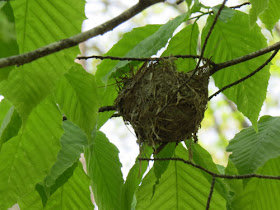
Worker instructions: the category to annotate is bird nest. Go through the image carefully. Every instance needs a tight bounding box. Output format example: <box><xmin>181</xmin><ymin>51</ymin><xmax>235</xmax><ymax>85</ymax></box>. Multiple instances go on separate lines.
<box><xmin>114</xmin><ymin>58</ymin><xmax>210</xmax><ymax>150</ymax></box>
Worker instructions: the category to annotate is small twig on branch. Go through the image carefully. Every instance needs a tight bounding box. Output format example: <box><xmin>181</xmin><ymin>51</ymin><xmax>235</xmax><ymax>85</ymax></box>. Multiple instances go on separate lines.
<box><xmin>139</xmin><ymin>157</ymin><xmax>280</xmax><ymax>180</ymax></box>
<box><xmin>76</xmin><ymin>54</ymin><xmax>215</xmax><ymax>65</ymax></box>
<box><xmin>209</xmin><ymin>49</ymin><xmax>279</xmax><ymax>100</ymax></box>
<box><xmin>206</xmin><ymin>176</ymin><xmax>216</xmax><ymax>210</ymax></box>
<box><xmin>0</xmin><ymin>0</ymin><xmax>164</xmax><ymax>69</ymax></box>
<box><xmin>98</xmin><ymin>105</ymin><xmax>116</xmax><ymax>112</ymax></box>
<box><xmin>210</xmin><ymin>41</ymin><xmax>280</xmax><ymax>75</ymax></box>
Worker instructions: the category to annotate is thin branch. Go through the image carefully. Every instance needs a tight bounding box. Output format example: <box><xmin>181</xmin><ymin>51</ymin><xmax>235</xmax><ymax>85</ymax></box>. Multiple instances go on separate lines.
<box><xmin>0</xmin><ymin>0</ymin><xmax>164</xmax><ymax>69</ymax></box>
<box><xmin>77</xmin><ymin>54</ymin><xmax>215</xmax><ymax>65</ymax></box>
<box><xmin>188</xmin><ymin>2</ymin><xmax>250</xmax><ymax>21</ymax></box>
<box><xmin>210</xmin><ymin>41</ymin><xmax>280</xmax><ymax>75</ymax></box>
<box><xmin>138</xmin><ymin>157</ymin><xmax>280</xmax><ymax>180</ymax></box>
<box><xmin>209</xmin><ymin>49</ymin><xmax>279</xmax><ymax>100</ymax></box>
<box><xmin>206</xmin><ymin>176</ymin><xmax>216</xmax><ymax>210</ymax></box>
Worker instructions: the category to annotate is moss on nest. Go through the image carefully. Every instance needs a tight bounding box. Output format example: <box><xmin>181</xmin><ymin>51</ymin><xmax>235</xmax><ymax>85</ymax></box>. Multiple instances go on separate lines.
<box><xmin>114</xmin><ymin>58</ymin><xmax>209</xmax><ymax>149</ymax></box>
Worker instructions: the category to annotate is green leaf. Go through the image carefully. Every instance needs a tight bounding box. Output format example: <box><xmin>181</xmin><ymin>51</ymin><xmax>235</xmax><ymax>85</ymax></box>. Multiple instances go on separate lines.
<box><xmin>162</xmin><ymin>22</ymin><xmax>199</xmax><ymax>72</ymax></box>
<box><xmin>55</xmin><ymin>65</ymin><xmax>99</xmax><ymax>136</ymax></box>
<box><xmin>249</xmin><ymin>0</ymin><xmax>268</xmax><ymax>26</ymax></box>
<box><xmin>97</xmin><ymin>13</ymin><xmax>188</xmax><ymax>84</ymax></box>
<box><xmin>0</xmin><ymin>0</ymin><xmax>85</xmax><ymax>122</ymax></box>
<box><xmin>154</xmin><ymin>143</ymin><xmax>176</xmax><ymax>181</ymax></box>
<box><xmin>0</xmin><ymin>97</ymin><xmax>63</xmax><ymax>209</ymax></box>
<box><xmin>212</xmin><ymin>5</ymin><xmax>235</xmax><ymax>22</ymax></box>
<box><xmin>202</xmin><ymin>10</ymin><xmax>270</xmax><ymax>129</ymax></box>
<box><xmin>19</xmin><ymin>162</ymin><xmax>93</xmax><ymax>209</ymax></box>
<box><xmin>85</xmin><ymin>131</ymin><xmax>123</xmax><ymax>210</ymax></box>
<box><xmin>259</xmin><ymin>0</ymin><xmax>280</xmax><ymax>31</ymax></box>
<box><xmin>0</xmin><ymin>98</ymin><xmax>12</xmax><ymax>126</ymax></box>
<box><xmin>0</xmin><ymin>2</ymin><xmax>18</xmax><ymax>81</ymax></box>
<box><xmin>0</xmin><ymin>106</ymin><xmax>21</xmax><ymax>150</ymax></box>
<box><xmin>186</xmin><ymin>142</ymin><xmax>230</xmax><ymax>203</ymax></box>
<box><xmin>231</xmin><ymin>157</ymin><xmax>280</xmax><ymax>209</ymax></box>
<box><xmin>227</xmin><ymin>116</ymin><xmax>280</xmax><ymax>175</ymax></box>
<box><xmin>136</xmin><ymin>144</ymin><xmax>226</xmax><ymax>209</ymax></box>
<box><xmin>37</xmin><ymin>121</ymin><xmax>88</xmax><ymax>206</ymax></box>
<box><xmin>121</xmin><ymin>146</ymin><xmax>153</xmax><ymax>210</ymax></box>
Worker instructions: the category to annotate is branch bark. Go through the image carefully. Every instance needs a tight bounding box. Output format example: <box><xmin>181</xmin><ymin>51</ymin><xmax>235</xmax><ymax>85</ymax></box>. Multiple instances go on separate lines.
<box><xmin>210</xmin><ymin>41</ymin><xmax>280</xmax><ymax>75</ymax></box>
<box><xmin>0</xmin><ymin>0</ymin><xmax>164</xmax><ymax>69</ymax></box>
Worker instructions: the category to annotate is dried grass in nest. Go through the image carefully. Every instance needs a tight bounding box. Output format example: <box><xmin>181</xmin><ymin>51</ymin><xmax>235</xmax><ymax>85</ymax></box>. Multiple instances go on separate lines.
<box><xmin>114</xmin><ymin>58</ymin><xmax>210</xmax><ymax>150</ymax></box>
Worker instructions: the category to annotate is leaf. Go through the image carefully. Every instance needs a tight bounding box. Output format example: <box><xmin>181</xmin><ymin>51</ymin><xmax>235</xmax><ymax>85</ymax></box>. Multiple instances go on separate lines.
<box><xmin>162</xmin><ymin>22</ymin><xmax>199</xmax><ymax>72</ymax></box>
<box><xmin>55</xmin><ymin>65</ymin><xmax>99</xmax><ymax>135</ymax></box>
<box><xmin>0</xmin><ymin>106</ymin><xmax>21</xmax><ymax>150</ymax></box>
<box><xmin>0</xmin><ymin>0</ymin><xmax>85</xmax><ymax>122</ymax></box>
<box><xmin>36</xmin><ymin>121</ymin><xmax>89</xmax><ymax>206</ymax></box>
<box><xmin>202</xmin><ymin>10</ymin><xmax>270</xmax><ymax>129</ymax></box>
<box><xmin>85</xmin><ymin>131</ymin><xmax>123</xmax><ymax>210</ymax></box>
<box><xmin>19</xmin><ymin>162</ymin><xmax>93</xmax><ymax>209</ymax></box>
<box><xmin>154</xmin><ymin>143</ymin><xmax>176</xmax><ymax>181</ymax></box>
<box><xmin>259</xmin><ymin>0</ymin><xmax>280</xmax><ymax>31</ymax></box>
<box><xmin>249</xmin><ymin>0</ymin><xmax>268</xmax><ymax>26</ymax></box>
<box><xmin>95</xmin><ymin>24</ymin><xmax>161</xmax><ymax>85</ymax></box>
<box><xmin>186</xmin><ymin>141</ymin><xmax>230</xmax><ymax>203</ymax></box>
<box><xmin>0</xmin><ymin>2</ymin><xmax>18</xmax><ymax>81</ymax></box>
<box><xmin>136</xmin><ymin>144</ymin><xmax>226</xmax><ymax>209</ymax></box>
<box><xmin>121</xmin><ymin>146</ymin><xmax>153</xmax><ymax>210</ymax></box>
<box><xmin>212</xmin><ymin>5</ymin><xmax>235</xmax><ymax>22</ymax></box>
<box><xmin>0</xmin><ymin>97</ymin><xmax>63</xmax><ymax>209</ymax></box>
<box><xmin>231</xmin><ymin>157</ymin><xmax>280</xmax><ymax>209</ymax></box>
<box><xmin>0</xmin><ymin>98</ymin><xmax>12</xmax><ymax>126</ymax></box>
<box><xmin>227</xmin><ymin>116</ymin><xmax>280</xmax><ymax>175</ymax></box>
<box><xmin>97</xmin><ymin>13</ymin><xmax>188</xmax><ymax>84</ymax></box>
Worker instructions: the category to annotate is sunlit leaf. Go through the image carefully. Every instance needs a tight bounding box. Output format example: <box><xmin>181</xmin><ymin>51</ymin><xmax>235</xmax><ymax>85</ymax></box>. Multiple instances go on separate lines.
<box><xmin>0</xmin><ymin>0</ymin><xmax>85</xmax><ymax>122</ymax></box>
<box><xmin>19</xmin><ymin>163</ymin><xmax>93</xmax><ymax>209</ymax></box>
<box><xmin>37</xmin><ymin>121</ymin><xmax>88</xmax><ymax>206</ymax></box>
<box><xmin>55</xmin><ymin>65</ymin><xmax>99</xmax><ymax>135</ymax></box>
<box><xmin>136</xmin><ymin>144</ymin><xmax>226</xmax><ymax>209</ymax></box>
<box><xmin>231</xmin><ymin>157</ymin><xmax>280</xmax><ymax>209</ymax></box>
<box><xmin>0</xmin><ymin>97</ymin><xmax>63</xmax><ymax>209</ymax></box>
<box><xmin>121</xmin><ymin>146</ymin><xmax>153</xmax><ymax>210</ymax></box>
<box><xmin>162</xmin><ymin>22</ymin><xmax>199</xmax><ymax>72</ymax></box>
<box><xmin>0</xmin><ymin>106</ymin><xmax>21</xmax><ymax>150</ymax></box>
<box><xmin>249</xmin><ymin>0</ymin><xmax>268</xmax><ymax>26</ymax></box>
<box><xmin>259</xmin><ymin>0</ymin><xmax>280</xmax><ymax>31</ymax></box>
<box><xmin>202</xmin><ymin>10</ymin><xmax>270</xmax><ymax>129</ymax></box>
<box><xmin>85</xmin><ymin>131</ymin><xmax>123</xmax><ymax>210</ymax></box>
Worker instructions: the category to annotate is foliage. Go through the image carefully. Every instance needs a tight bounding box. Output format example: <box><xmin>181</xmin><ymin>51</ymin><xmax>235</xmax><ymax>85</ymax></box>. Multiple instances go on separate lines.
<box><xmin>0</xmin><ymin>0</ymin><xmax>280</xmax><ymax>209</ymax></box>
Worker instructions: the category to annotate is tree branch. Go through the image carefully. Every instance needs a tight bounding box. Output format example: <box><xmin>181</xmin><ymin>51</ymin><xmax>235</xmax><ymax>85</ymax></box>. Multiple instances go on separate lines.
<box><xmin>206</xmin><ymin>176</ymin><xmax>216</xmax><ymax>210</ymax></box>
<box><xmin>77</xmin><ymin>54</ymin><xmax>215</xmax><ymax>65</ymax></box>
<box><xmin>0</xmin><ymin>0</ymin><xmax>164</xmax><ymax>69</ymax></box>
<box><xmin>210</xmin><ymin>41</ymin><xmax>280</xmax><ymax>75</ymax></box>
<box><xmin>138</xmin><ymin>157</ymin><xmax>280</xmax><ymax>180</ymax></box>
<box><xmin>209</xmin><ymin>49</ymin><xmax>279</xmax><ymax>100</ymax></box>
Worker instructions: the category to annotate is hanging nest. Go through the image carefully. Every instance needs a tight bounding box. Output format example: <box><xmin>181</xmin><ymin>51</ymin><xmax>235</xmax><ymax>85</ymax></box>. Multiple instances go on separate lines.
<box><xmin>114</xmin><ymin>58</ymin><xmax>210</xmax><ymax>149</ymax></box>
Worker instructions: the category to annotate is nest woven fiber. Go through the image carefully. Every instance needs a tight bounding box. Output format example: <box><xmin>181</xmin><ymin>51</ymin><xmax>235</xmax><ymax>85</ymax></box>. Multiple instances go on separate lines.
<box><xmin>114</xmin><ymin>58</ymin><xmax>209</xmax><ymax>148</ymax></box>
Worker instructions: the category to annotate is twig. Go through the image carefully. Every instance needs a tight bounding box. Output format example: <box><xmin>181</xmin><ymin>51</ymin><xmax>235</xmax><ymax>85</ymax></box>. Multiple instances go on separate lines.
<box><xmin>206</xmin><ymin>176</ymin><xmax>216</xmax><ymax>210</ymax></box>
<box><xmin>210</xmin><ymin>41</ymin><xmax>280</xmax><ymax>75</ymax></box>
<box><xmin>209</xmin><ymin>49</ymin><xmax>279</xmax><ymax>100</ymax></box>
<box><xmin>0</xmin><ymin>0</ymin><xmax>164</xmax><ymax>69</ymax></box>
<box><xmin>188</xmin><ymin>2</ymin><xmax>250</xmax><ymax>21</ymax></box>
<box><xmin>76</xmin><ymin>54</ymin><xmax>215</xmax><ymax>65</ymax></box>
<box><xmin>98</xmin><ymin>105</ymin><xmax>116</xmax><ymax>112</ymax></box>
<box><xmin>138</xmin><ymin>157</ymin><xmax>280</xmax><ymax>180</ymax></box>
